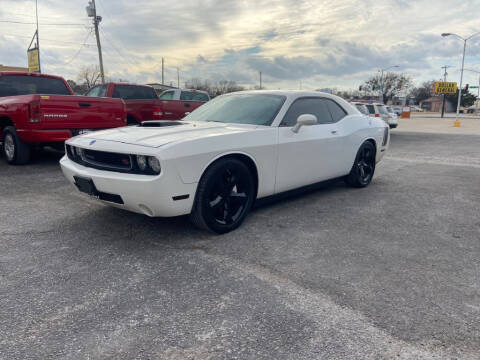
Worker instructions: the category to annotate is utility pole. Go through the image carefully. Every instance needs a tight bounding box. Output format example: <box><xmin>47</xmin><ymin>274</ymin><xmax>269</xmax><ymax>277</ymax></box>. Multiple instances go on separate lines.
<box><xmin>161</xmin><ymin>58</ymin><xmax>164</xmax><ymax>85</ymax></box>
<box><xmin>86</xmin><ymin>0</ymin><xmax>105</xmax><ymax>84</ymax></box>
<box><xmin>177</xmin><ymin>67</ymin><xmax>180</xmax><ymax>88</ymax></box>
<box><xmin>35</xmin><ymin>0</ymin><xmax>41</xmax><ymax>73</ymax></box>
<box><xmin>259</xmin><ymin>71</ymin><xmax>262</xmax><ymax>90</ymax></box>
<box><xmin>440</xmin><ymin>65</ymin><xmax>451</xmax><ymax>118</ymax></box>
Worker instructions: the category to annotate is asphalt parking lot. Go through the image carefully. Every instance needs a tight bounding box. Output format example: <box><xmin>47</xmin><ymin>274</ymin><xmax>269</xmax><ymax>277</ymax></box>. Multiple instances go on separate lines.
<box><xmin>1</xmin><ymin>131</ymin><xmax>479</xmax><ymax>359</ymax></box>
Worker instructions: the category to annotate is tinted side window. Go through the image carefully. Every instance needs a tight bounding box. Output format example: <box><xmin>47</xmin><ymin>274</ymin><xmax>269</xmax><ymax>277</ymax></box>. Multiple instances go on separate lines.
<box><xmin>281</xmin><ymin>98</ymin><xmax>333</xmax><ymax>127</ymax></box>
<box><xmin>159</xmin><ymin>91</ymin><xmax>174</xmax><ymax>100</ymax></box>
<box><xmin>112</xmin><ymin>85</ymin><xmax>157</xmax><ymax>100</ymax></box>
<box><xmin>366</xmin><ymin>104</ymin><xmax>375</xmax><ymax>114</ymax></box>
<box><xmin>180</xmin><ymin>91</ymin><xmax>209</xmax><ymax>102</ymax></box>
<box><xmin>0</xmin><ymin>75</ymin><xmax>71</xmax><ymax>96</ymax></box>
<box><xmin>325</xmin><ymin>99</ymin><xmax>347</xmax><ymax>122</ymax></box>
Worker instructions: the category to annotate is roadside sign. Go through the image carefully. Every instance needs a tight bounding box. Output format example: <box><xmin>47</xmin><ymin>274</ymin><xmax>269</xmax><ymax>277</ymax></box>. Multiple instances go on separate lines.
<box><xmin>27</xmin><ymin>47</ymin><xmax>40</xmax><ymax>72</ymax></box>
<box><xmin>434</xmin><ymin>81</ymin><xmax>457</xmax><ymax>94</ymax></box>
<box><xmin>469</xmin><ymin>86</ymin><xmax>479</xmax><ymax>89</ymax></box>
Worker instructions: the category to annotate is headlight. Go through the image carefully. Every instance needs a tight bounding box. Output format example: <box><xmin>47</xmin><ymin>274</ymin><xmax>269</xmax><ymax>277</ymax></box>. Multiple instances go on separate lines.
<box><xmin>75</xmin><ymin>146</ymin><xmax>83</xmax><ymax>157</ymax></box>
<box><xmin>147</xmin><ymin>156</ymin><xmax>161</xmax><ymax>174</ymax></box>
<box><xmin>136</xmin><ymin>155</ymin><xmax>147</xmax><ymax>171</ymax></box>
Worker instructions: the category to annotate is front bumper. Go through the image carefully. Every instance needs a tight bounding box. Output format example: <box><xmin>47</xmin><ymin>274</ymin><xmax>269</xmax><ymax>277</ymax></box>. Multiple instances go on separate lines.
<box><xmin>60</xmin><ymin>156</ymin><xmax>197</xmax><ymax>217</ymax></box>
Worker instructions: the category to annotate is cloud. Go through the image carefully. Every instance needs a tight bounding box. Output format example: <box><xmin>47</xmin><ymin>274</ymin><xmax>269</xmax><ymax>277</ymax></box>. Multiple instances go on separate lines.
<box><xmin>2</xmin><ymin>0</ymin><xmax>480</xmax><ymax>89</ymax></box>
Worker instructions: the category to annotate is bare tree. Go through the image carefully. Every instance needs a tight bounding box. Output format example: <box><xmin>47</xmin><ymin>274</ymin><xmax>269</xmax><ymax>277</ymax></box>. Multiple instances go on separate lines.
<box><xmin>185</xmin><ymin>78</ymin><xmax>244</xmax><ymax>98</ymax></box>
<box><xmin>364</xmin><ymin>72</ymin><xmax>412</xmax><ymax>103</ymax></box>
<box><xmin>77</xmin><ymin>65</ymin><xmax>102</xmax><ymax>90</ymax></box>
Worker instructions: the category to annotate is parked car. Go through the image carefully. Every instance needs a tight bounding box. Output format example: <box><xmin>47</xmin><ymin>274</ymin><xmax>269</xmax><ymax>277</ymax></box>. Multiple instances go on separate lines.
<box><xmin>60</xmin><ymin>91</ymin><xmax>389</xmax><ymax>233</ymax></box>
<box><xmin>0</xmin><ymin>72</ymin><xmax>127</xmax><ymax>165</ymax></box>
<box><xmin>85</xmin><ymin>83</ymin><xmax>163</xmax><ymax>125</ymax></box>
<box><xmin>385</xmin><ymin>106</ymin><xmax>399</xmax><ymax>128</ymax></box>
<box><xmin>158</xmin><ymin>88</ymin><xmax>210</xmax><ymax>120</ymax></box>
<box><xmin>364</xmin><ymin>103</ymin><xmax>398</xmax><ymax>129</ymax></box>
<box><xmin>351</xmin><ymin>102</ymin><xmax>369</xmax><ymax>115</ymax></box>
<box><xmin>392</xmin><ymin>106</ymin><xmax>403</xmax><ymax>116</ymax></box>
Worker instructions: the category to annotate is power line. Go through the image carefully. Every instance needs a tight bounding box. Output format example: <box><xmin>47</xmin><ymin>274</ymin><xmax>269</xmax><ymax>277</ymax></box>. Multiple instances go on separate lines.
<box><xmin>2</xmin><ymin>33</ymin><xmax>95</xmax><ymax>46</ymax></box>
<box><xmin>64</xmin><ymin>28</ymin><xmax>94</xmax><ymax>65</ymax></box>
<box><xmin>99</xmin><ymin>27</ymin><xmax>138</xmax><ymax>66</ymax></box>
<box><xmin>0</xmin><ymin>20</ymin><xmax>87</xmax><ymax>26</ymax></box>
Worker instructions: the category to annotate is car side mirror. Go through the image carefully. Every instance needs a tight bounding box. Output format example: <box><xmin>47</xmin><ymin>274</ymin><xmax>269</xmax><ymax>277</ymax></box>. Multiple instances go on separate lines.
<box><xmin>291</xmin><ymin>114</ymin><xmax>318</xmax><ymax>133</ymax></box>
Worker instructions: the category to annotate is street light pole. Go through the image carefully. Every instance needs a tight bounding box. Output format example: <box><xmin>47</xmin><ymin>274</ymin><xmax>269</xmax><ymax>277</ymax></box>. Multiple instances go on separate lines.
<box><xmin>35</xmin><ymin>0</ymin><xmax>41</xmax><ymax>73</ymax></box>
<box><xmin>441</xmin><ymin>31</ymin><xmax>480</xmax><ymax>126</ymax></box>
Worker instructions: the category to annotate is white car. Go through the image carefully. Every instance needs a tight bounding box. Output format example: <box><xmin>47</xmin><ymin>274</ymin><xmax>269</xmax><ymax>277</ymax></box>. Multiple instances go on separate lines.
<box><xmin>385</xmin><ymin>106</ymin><xmax>399</xmax><ymax>129</ymax></box>
<box><xmin>365</xmin><ymin>103</ymin><xmax>398</xmax><ymax>129</ymax></box>
<box><xmin>60</xmin><ymin>91</ymin><xmax>389</xmax><ymax>233</ymax></box>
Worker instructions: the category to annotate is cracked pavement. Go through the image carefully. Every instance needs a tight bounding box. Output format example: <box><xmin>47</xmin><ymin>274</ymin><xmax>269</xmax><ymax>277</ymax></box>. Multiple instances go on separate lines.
<box><xmin>0</xmin><ymin>131</ymin><xmax>479</xmax><ymax>359</ymax></box>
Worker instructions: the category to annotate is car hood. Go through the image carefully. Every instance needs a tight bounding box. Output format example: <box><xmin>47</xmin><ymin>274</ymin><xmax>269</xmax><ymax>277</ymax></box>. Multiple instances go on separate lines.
<box><xmin>78</xmin><ymin>121</ymin><xmax>263</xmax><ymax>148</ymax></box>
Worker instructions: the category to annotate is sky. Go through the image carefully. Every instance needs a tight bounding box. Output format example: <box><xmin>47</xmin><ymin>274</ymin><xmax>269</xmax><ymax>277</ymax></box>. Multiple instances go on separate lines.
<box><xmin>2</xmin><ymin>0</ymin><xmax>480</xmax><ymax>91</ymax></box>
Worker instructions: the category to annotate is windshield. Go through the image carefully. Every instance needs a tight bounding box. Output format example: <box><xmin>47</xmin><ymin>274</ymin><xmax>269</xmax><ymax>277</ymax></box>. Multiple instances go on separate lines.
<box><xmin>182</xmin><ymin>93</ymin><xmax>286</xmax><ymax>126</ymax></box>
<box><xmin>0</xmin><ymin>75</ymin><xmax>71</xmax><ymax>97</ymax></box>
<box><xmin>377</xmin><ymin>105</ymin><xmax>389</xmax><ymax>115</ymax></box>
<box><xmin>355</xmin><ymin>104</ymin><xmax>367</xmax><ymax>114</ymax></box>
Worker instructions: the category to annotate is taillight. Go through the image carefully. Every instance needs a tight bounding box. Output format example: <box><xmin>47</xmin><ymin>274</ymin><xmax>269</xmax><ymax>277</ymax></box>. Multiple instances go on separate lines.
<box><xmin>375</xmin><ymin>114</ymin><xmax>380</xmax><ymax>117</ymax></box>
<box><xmin>152</xmin><ymin>107</ymin><xmax>163</xmax><ymax>119</ymax></box>
<box><xmin>29</xmin><ymin>100</ymin><xmax>42</xmax><ymax>123</ymax></box>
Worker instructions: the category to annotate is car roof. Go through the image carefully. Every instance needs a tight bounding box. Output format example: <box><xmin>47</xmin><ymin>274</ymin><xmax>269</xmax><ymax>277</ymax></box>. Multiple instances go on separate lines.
<box><xmin>227</xmin><ymin>90</ymin><xmax>358</xmax><ymax>115</ymax></box>
<box><xmin>107</xmin><ymin>82</ymin><xmax>155</xmax><ymax>89</ymax></box>
<box><xmin>0</xmin><ymin>71</ymin><xmax>65</xmax><ymax>81</ymax></box>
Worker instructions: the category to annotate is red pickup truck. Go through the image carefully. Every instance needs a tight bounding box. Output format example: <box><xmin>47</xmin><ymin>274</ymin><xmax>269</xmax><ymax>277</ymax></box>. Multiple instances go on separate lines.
<box><xmin>0</xmin><ymin>72</ymin><xmax>126</xmax><ymax>164</ymax></box>
<box><xmin>158</xmin><ymin>88</ymin><xmax>210</xmax><ymax>120</ymax></box>
<box><xmin>85</xmin><ymin>83</ymin><xmax>163</xmax><ymax>124</ymax></box>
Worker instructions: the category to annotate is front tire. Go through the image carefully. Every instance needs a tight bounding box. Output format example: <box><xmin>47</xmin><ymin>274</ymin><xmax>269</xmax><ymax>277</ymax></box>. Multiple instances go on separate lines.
<box><xmin>190</xmin><ymin>158</ymin><xmax>255</xmax><ymax>234</ymax></box>
<box><xmin>345</xmin><ymin>141</ymin><xmax>376</xmax><ymax>188</ymax></box>
<box><xmin>2</xmin><ymin>126</ymin><xmax>31</xmax><ymax>165</ymax></box>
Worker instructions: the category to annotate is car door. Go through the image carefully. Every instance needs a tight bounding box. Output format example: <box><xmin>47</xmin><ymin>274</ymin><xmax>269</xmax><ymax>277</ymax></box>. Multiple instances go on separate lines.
<box><xmin>275</xmin><ymin>97</ymin><xmax>346</xmax><ymax>193</ymax></box>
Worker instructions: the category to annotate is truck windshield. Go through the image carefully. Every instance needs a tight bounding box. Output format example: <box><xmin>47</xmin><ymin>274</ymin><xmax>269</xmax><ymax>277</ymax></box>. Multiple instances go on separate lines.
<box><xmin>0</xmin><ymin>75</ymin><xmax>71</xmax><ymax>97</ymax></box>
<box><xmin>182</xmin><ymin>93</ymin><xmax>286</xmax><ymax>126</ymax></box>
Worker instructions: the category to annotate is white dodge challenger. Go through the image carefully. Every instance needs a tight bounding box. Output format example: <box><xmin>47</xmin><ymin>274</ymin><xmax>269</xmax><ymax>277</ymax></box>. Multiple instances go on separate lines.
<box><xmin>60</xmin><ymin>91</ymin><xmax>389</xmax><ymax>233</ymax></box>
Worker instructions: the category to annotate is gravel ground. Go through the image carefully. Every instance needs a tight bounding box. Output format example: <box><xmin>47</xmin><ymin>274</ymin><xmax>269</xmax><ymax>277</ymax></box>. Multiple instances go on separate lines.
<box><xmin>0</xmin><ymin>131</ymin><xmax>479</xmax><ymax>359</ymax></box>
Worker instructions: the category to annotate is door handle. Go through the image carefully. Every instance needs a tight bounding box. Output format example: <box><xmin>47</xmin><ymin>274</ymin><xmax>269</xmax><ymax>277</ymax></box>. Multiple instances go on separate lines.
<box><xmin>184</xmin><ymin>103</ymin><xmax>191</xmax><ymax>108</ymax></box>
<box><xmin>79</xmin><ymin>103</ymin><xmax>92</xmax><ymax>107</ymax></box>
<box><xmin>331</xmin><ymin>130</ymin><xmax>338</xmax><ymax>135</ymax></box>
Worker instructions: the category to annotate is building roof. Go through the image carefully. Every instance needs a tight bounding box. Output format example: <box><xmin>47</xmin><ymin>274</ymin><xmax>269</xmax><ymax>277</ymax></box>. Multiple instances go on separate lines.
<box><xmin>0</xmin><ymin>64</ymin><xmax>29</xmax><ymax>72</ymax></box>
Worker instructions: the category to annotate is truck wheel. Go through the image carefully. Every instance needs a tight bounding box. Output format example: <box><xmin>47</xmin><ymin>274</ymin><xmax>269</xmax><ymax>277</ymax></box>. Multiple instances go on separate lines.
<box><xmin>2</xmin><ymin>126</ymin><xmax>31</xmax><ymax>165</ymax></box>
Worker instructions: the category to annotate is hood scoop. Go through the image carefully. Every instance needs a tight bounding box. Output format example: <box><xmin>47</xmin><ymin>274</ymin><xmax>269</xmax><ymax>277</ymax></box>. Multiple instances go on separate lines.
<box><xmin>140</xmin><ymin>121</ymin><xmax>185</xmax><ymax>127</ymax></box>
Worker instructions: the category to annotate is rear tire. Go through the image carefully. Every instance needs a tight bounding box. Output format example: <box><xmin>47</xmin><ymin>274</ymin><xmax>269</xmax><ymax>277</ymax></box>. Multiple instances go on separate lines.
<box><xmin>2</xmin><ymin>126</ymin><xmax>31</xmax><ymax>165</ymax></box>
<box><xmin>190</xmin><ymin>158</ymin><xmax>255</xmax><ymax>234</ymax></box>
<box><xmin>345</xmin><ymin>141</ymin><xmax>376</xmax><ymax>188</ymax></box>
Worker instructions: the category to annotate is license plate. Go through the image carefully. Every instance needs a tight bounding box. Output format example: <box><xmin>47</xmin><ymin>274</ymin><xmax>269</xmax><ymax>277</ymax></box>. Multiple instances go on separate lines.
<box><xmin>74</xmin><ymin>176</ymin><xmax>98</xmax><ymax>197</ymax></box>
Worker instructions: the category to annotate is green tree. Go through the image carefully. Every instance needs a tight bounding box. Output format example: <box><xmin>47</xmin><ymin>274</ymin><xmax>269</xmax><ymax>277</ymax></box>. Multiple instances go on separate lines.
<box><xmin>446</xmin><ymin>89</ymin><xmax>477</xmax><ymax>109</ymax></box>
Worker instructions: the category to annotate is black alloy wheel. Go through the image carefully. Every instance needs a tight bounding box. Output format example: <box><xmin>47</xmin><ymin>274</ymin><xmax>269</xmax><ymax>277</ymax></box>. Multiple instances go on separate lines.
<box><xmin>190</xmin><ymin>158</ymin><xmax>255</xmax><ymax>233</ymax></box>
<box><xmin>345</xmin><ymin>141</ymin><xmax>376</xmax><ymax>188</ymax></box>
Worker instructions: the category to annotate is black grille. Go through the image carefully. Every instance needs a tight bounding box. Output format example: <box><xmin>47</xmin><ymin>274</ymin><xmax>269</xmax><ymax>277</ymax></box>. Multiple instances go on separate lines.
<box><xmin>66</xmin><ymin>145</ymin><xmax>155</xmax><ymax>174</ymax></box>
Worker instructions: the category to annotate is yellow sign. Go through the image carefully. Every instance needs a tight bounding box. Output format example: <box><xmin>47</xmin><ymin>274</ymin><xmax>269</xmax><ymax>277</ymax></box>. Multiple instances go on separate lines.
<box><xmin>27</xmin><ymin>48</ymin><xmax>40</xmax><ymax>72</ymax></box>
<box><xmin>434</xmin><ymin>81</ymin><xmax>457</xmax><ymax>94</ymax></box>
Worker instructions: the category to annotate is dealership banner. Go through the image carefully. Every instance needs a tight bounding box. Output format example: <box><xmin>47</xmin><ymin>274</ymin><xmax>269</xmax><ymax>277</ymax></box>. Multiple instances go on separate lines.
<box><xmin>27</xmin><ymin>48</ymin><xmax>40</xmax><ymax>72</ymax></box>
